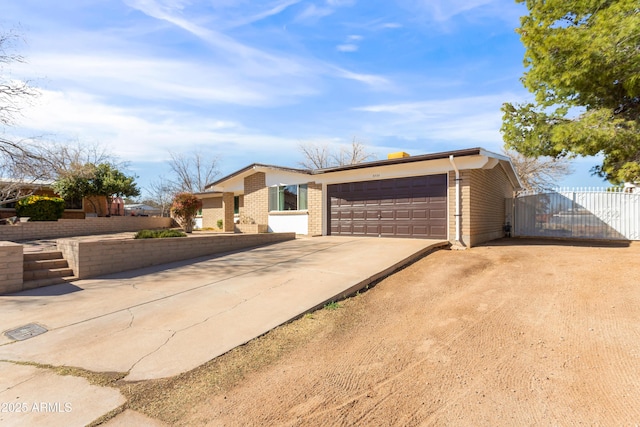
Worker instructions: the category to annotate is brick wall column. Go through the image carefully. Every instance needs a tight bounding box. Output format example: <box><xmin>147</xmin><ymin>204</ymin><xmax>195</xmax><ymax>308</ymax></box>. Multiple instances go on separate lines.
<box><xmin>307</xmin><ymin>182</ymin><xmax>323</xmax><ymax>236</ymax></box>
<box><xmin>243</xmin><ymin>172</ymin><xmax>268</xmax><ymax>226</ymax></box>
<box><xmin>222</xmin><ymin>192</ymin><xmax>235</xmax><ymax>232</ymax></box>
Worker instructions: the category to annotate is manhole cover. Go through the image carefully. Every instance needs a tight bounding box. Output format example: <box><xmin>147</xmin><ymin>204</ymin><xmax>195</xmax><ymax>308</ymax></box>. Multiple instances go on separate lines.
<box><xmin>5</xmin><ymin>324</ymin><xmax>48</xmax><ymax>341</ymax></box>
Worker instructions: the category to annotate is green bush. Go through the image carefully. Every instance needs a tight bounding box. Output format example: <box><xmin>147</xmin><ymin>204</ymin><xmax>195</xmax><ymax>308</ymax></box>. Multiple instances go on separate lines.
<box><xmin>15</xmin><ymin>195</ymin><xmax>65</xmax><ymax>221</ymax></box>
<box><xmin>134</xmin><ymin>229</ymin><xmax>187</xmax><ymax>239</ymax></box>
<box><xmin>217</xmin><ymin>219</ymin><xmax>223</xmax><ymax>229</ymax></box>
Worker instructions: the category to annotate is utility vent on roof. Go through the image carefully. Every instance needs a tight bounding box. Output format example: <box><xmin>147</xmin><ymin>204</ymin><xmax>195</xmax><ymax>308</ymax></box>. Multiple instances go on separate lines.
<box><xmin>387</xmin><ymin>152</ymin><xmax>410</xmax><ymax>159</ymax></box>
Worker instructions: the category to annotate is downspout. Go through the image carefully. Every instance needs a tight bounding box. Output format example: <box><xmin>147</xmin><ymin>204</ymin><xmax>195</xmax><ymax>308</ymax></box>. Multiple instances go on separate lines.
<box><xmin>449</xmin><ymin>155</ymin><xmax>462</xmax><ymax>245</ymax></box>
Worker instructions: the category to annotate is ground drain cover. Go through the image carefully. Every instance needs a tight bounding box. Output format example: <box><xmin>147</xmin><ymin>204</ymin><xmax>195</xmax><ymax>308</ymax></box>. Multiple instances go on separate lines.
<box><xmin>5</xmin><ymin>323</ymin><xmax>48</xmax><ymax>341</ymax></box>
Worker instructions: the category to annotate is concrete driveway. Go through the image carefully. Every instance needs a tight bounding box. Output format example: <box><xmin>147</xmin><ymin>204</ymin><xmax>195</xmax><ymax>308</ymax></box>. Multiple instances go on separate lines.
<box><xmin>0</xmin><ymin>236</ymin><xmax>446</xmax><ymax>426</ymax></box>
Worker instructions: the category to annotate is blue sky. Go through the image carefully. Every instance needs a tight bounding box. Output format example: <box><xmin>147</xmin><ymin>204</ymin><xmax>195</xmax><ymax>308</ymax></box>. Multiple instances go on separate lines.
<box><xmin>4</xmin><ymin>0</ymin><xmax>607</xmax><ymax>197</ymax></box>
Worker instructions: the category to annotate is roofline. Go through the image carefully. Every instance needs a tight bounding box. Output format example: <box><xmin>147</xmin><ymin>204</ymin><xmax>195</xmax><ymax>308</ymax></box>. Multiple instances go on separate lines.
<box><xmin>205</xmin><ymin>163</ymin><xmax>311</xmax><ymax>189</ymax></box>
<box><xmin>312</xmin><ymin>147</ymin><xmax>486</xmax><ymax>174</ymax></box>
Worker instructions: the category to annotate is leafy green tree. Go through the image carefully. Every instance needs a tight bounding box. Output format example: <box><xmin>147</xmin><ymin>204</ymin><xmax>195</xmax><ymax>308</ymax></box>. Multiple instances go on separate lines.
<box><xmin>502</xmin><ymin>0</ymin><xmax>640</xmax><ymax>184</ymax></box>
<box><xmin>53</xmin><ymin>163</ymin><xmax>140</xmax><ymax>216</ymax></box>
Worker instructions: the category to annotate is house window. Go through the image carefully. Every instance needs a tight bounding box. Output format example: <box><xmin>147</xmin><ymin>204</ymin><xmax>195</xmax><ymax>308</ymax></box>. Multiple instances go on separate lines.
<box><xmin>234</xmin><ymin>196</ymin><xmax>240</xmax><ymax>214</ymax></box>
<box><xmin>268</xmin><ymin>184</ymin><xmax>308</xmax><ymax>211</ymax></box>
<box><xmin>65</xmin><ymin>197</ymin><xmax>83</xmax><ymax>210</ymax></box>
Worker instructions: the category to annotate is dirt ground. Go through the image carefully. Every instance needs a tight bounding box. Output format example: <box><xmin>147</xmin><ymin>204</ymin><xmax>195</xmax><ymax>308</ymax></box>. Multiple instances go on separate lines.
<box><xmin>121</xmin><ymin>238</ymin><xmax>640</xmax><ymax>426</ymax></box>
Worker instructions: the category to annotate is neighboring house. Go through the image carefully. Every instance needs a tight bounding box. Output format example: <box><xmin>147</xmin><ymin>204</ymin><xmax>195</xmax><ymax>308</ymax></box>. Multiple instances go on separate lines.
<box><xmin>0</xmin><ymin>179</ymin><xmax>107</xmax><ymax>219</ymax></box>
<box><xmin>197</xmin><ymin>147</ymin><xmax>522</xmax><ymax>247</ymax></box>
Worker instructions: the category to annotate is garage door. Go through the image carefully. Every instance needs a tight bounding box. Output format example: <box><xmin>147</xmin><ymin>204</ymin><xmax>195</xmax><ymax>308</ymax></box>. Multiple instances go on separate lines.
<box><xmin>327</xmin><ymin>174</ymin><xmax>447</xmax><ymax>238</ymax></box>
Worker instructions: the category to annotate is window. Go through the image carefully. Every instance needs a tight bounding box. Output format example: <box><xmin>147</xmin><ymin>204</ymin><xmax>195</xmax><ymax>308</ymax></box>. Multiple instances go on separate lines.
<box><xmin>65</xmin><ymin>197</ymin><xmax>83</xmax><ymax>210</ymax></box>
<box><xmin>269</xmin><ymin>184</ymin><xmax>307</xmax><ymax>211</ymax></box>
<box><xmin>234</xmin><ymin>196</ymin><xmax>240</xmax><ymax>214</ymax></box>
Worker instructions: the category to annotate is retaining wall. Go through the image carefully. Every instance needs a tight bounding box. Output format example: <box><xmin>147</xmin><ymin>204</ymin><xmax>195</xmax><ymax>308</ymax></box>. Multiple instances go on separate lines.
<box><xmin>58</xmin><ymin>232</ymin><xmax>296</xmax><ymax>279</ymax></box>
<box><xmin>0</xmin><ymin>242</ymin><xmax>23</xmax><ymax>294</ymax></box>
<box><xmin>0</xmin><ymin>217</ymin><xmax>174</xmax><ymax>242</ymax></box>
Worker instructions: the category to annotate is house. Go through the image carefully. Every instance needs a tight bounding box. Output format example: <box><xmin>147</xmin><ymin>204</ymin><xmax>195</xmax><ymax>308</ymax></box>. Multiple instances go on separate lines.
<box><xmin>0</xmin><ymin>178</ymin><xmax>111</xmax><ymax>219</ymax></box>
<box><xmin>197</xmin><ymin>147</ymin><xmax>522</xmax><ymax>247</ymax></box>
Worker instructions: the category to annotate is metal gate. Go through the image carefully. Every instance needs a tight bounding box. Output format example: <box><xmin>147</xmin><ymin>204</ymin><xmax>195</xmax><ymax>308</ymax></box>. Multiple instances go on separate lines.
<box><xmin>508</xmin><ymin>188</ymin><xmax>640</xmax><ymax>241</ymax></box>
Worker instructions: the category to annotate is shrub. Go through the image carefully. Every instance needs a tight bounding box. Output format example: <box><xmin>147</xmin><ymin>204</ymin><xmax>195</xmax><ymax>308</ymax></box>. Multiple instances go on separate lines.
<box><xmin>171</xmin><ymin>192</ymin><xmax>202</xmax><ymax>233</ymax></box>
<box><xmin>217</xmin><ymin>219</ymin><xmax>223</xmax><ymax>229</ymax></box>
<box><xmin>134</xmin><ymin>229</ymin><xmax>187</xmax><ymax>239</ymax></box>
<box><xmin>15</xmin><ymin>195</ymin><xmax>65</xmax><ymax>221</ymax></box>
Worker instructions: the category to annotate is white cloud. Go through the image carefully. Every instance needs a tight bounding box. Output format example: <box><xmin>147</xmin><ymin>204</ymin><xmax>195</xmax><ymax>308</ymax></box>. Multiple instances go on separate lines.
<box><xmin>220</xmin><ymin>0</ymin><xmax>301</xmax><ymax>29</ymax></box>
<box><xmin>337</xmin><ymin>44</ymin><xmax>358</xmax><ymax>52</ymax></box>
<box><xmin>123</xmin><ymin>0</ymin><xmax>386</xmax><ymax>91</ymax></box>
<box><xmin>14</xmin><ymin>88</ymin><xmax>301</xmax><ymax>167</ymax></box>
<box><xmin>355</xmin><ymin>94</ymin><xmax>521</xmax><ymax>150</ymax></box>
<box><xmin>296</xmin><ymin>4</ymin><xmax>334</xmax><ymax>21</ymax></box>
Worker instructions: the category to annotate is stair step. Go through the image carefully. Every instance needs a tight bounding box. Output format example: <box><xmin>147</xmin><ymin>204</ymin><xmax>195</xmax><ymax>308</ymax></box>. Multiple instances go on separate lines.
<box><xmin>24</xmin><ymin>259</ymin><xmax>69</xmax><ymax>271</ymax></box>
<box><xmin>24</xmin><ymin>251</ymin><xmax>64</xmax><ymax>262</ymax></box>
<box><xmin>22</xmin><ymin>276</ymin><xmax>78</xmax><ymax>291</ymax></box>
<box><xmin>23</xmin><ymin>268</ymin><xmax>75</xmax><ymax>281</ymax></box>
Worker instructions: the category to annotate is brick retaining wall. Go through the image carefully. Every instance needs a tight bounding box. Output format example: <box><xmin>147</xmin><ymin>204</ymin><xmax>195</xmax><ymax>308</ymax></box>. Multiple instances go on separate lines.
<box><xmin>58</xmin><ymin>232</ymin><xmax>296</xmax><ymax>279</ymax></box>
<box><xmin>0</xmin><ymin>242</ymin><xmax>24</xmax><ymax>294</ymax></box>
<box><xmin>0</xmin><ymin>217</ymin><xmax>174</xmax><ymax>242</ymax></box>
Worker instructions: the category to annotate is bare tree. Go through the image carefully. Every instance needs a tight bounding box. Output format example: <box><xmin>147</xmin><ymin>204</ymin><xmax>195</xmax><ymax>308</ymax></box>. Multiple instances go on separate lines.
<box><xmin>0</xmin><ymin>29</ymin><xmax>46</xmax><ymax>205</ymax></box>
<box><xmin>42</xmin><ymin>140</ymin><xmax>118</xmax><ymax>176</ymax></box>
<box><xmin>504</xmin><ymin>149</ymin><xmax>573</xmax><ymax>192</ymax></box>
<box><xmin>298</xmin><ymin>138</ymin><xmax>376</xmax><ymax>170</ymax></box>
<box><xmin>298</xmin><ymin>142</ymin><xmax>332</xmax><ymax>169</ymax></box>
<box><xmin>145</xmin><ymin>177</ymin><xmax>174</xmax><ymax>217</ymax></box>
<box><xmin>167</xmin><ymin>150</ymin><xmax>219</xmax><ymax>193</ymax></box>
<box><xmin>333</xmin><ymin>138</ymin><xmax>376</xmax><ymax>166</ymax></box>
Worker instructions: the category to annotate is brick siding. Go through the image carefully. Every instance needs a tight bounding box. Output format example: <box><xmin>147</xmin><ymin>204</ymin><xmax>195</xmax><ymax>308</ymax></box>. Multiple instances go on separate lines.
<box><xmin>58</xmin><ymin>233</ymin><xmax>295</xmax><ymax>279</ymax></box>
<box><xmin>467</xmin><ymin>167</ymin><xmax>514</xmax><ymax>247</ymax></box>
<box><xmin>307</xmin><ymin>182</ymin><xmax>323</xmax><ymax>236</ymax></box>
<box><xmin>0</xmin><ymin>242</ymin><xmax>23</xmax><ymax>294</ymax></box>
<box><xmin>0</xmin><ymin>217</ymin><xmax>174</xmax><ymax>242</ymax></box>
<box><xmin>449</xmin><ymin>167</ymin><xmax>514</xmax><ymax>247</ymax></box>
<box><xmin>243</xmin><ymin>172</ymin><xmax>268</xmax><ymax>225</ymax></box>
<box><xmin>201</xmin><ymin>196</ymin><xmax>223</xmax><ymax>229</ymax></box>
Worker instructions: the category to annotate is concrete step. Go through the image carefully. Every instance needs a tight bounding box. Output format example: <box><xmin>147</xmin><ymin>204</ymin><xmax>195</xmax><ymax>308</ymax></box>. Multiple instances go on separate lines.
<box><xmin>24</xmin><ymin>267</ymin><xmax>75</xmax><ymax>281</ymax></box>
<box><xmin>22</xmin><ymin>250</ymin><xmax>76</xmax><ymax>291</ymax></box>
<box><xmin>22</xmin><ymin>276</ymin><xmax>79</xmax><ymax>291</ymax></box>
<box><xmin>24</xmin><ymin>259</ymin><xmax>69</xmax><ymax>271</ymax></box>
<box><xmin>24</xmin><ymin>251</ymin><xmax>64</xmax><ymax>262</ymax></box>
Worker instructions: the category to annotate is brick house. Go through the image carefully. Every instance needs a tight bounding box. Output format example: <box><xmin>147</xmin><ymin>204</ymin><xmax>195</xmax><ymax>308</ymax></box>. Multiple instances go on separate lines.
<box><xmin>197</xmin><ymin>147</ymin><xmax>521</xmax><ymax>247</ymax></box>
<box><xmin>0</xmin><ymin>179</ymin><xmax>116</xmax><ymax>219</ymax></box>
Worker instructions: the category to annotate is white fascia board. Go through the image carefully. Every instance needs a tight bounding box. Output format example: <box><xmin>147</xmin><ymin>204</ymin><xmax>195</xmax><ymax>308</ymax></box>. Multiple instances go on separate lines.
<box><xmin>479</xmin><ymin>148</ymin><xmax>510</xmax><ymax>162</ymax></box>
<box><xmin>211</xmin><ymin>166</ymin><xmax>311</xmax><ymax>193</ymax></box>
<box><xmin>263</xmin><ymin>169</ymin><xmax>314</xmax><ymax>187</ymax></box>
<box><xmin>313</xmin><ymin>155</ymin><xmax>493</xmax><ymax>185</ymax></box>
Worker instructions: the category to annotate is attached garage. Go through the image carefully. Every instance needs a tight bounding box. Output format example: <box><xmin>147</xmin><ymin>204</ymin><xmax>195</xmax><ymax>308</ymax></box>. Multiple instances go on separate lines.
<box><xmin>201</xmin><ymin>147</ymin><xmax>522</xmax><ymax>248</ymax></box>
<box><xmin>327</xmin><ymin>174</ymin><xmax>447</xmax><ymax>239</ymax></box>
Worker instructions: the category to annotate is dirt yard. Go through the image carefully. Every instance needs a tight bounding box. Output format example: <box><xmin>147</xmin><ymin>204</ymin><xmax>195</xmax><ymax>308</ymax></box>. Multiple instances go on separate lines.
<box><xmin>122</xmin><ymin>238</ymin><xmax>640</xmax><ymax>426</ymax></box>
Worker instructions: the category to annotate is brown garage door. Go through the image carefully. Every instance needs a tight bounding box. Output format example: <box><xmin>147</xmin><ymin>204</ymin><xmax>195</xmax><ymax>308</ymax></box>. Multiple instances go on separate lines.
<box><xmin>327</xmin><ymin>174</ymin><xmax>447</xmax><ymax>238</ymax></box>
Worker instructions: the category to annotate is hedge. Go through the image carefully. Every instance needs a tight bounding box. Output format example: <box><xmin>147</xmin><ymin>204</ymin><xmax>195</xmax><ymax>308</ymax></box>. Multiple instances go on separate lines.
<box><xmin>15</xmin><ymin>195</ymin><xmax>66</xmax><ymax>221</ymax></box>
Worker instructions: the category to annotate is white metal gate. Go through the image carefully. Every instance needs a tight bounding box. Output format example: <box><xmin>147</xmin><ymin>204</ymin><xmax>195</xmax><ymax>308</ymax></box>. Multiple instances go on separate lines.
<box><xmin>508</xmin><ymin>188</ymin><xmax>640</xmax><ymax>241</ymax></box>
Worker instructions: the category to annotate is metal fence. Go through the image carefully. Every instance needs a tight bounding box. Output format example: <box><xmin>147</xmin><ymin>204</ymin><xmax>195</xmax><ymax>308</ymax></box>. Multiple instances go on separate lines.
<box><xmin>507</xmin><ymin>187</ymin><xmax>640</xmax><ymax>241</ymax></box>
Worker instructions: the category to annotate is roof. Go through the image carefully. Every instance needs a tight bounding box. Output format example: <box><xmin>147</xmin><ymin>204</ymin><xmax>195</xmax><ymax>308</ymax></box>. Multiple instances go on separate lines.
<box><xmin>312</xmin><ymin>147</ymin><xmax>502</xmax><ymax>174</ymax></box>
<box><xmin>206</xmin><ymin>147</ymin><xmax>521</xmax><ymax>191</ymax></box>
<box><xmin>205</xmin><ymin>163</ymin><xmax>310</xmax><ymax>190</ymax></box>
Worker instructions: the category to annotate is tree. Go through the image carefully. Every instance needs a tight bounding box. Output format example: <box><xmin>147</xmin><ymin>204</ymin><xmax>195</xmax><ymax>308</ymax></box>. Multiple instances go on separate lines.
<box><xmin>145</xmin><ymin>177</ymin><xmax>174</xmax><ymax>217</ymax></box>
<box><xmin>298</xmin><ymin>138</ymin><xmax>376</xmax><ymax>170</ymax></box>
<box><xmin>167</xmin><ymin>151</ymin><xmax>219</xmax><ymax>193</ymax></box>
<box><xmin>504</xmin><ymin>149</ymin><xmax>572</xmax><ymax>192</ymax></box>
<box><xmin>0</xmin><ymin>28</ymin><xmax>47</xmax><ymax>205</ymax></box>
<box><xmin>502</xmin><ymin>0</ymin><xmax>640</xmax><ymax>184</ymax></box>
<box><xmin>170</xmin><ymin>192</ymin><xmax>202</xmax><ymax>233</ymax></box>
<box><xmin>53</xmin><ymin>163</ymin><xmax>140</xmax><ymax>216</ymax></box>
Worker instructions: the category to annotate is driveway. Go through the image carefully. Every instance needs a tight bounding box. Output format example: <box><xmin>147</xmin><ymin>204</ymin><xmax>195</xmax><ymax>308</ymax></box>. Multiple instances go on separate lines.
<box><xmin>0</xmin><ymin>236</ymin><xmax>446</xmax><ymax>426</ymax></box>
